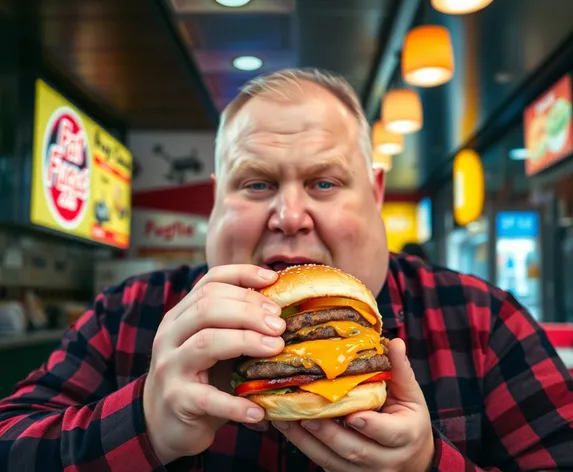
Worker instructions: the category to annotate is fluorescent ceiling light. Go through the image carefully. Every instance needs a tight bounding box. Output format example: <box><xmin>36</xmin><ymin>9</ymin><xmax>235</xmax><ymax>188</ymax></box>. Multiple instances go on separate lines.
<box><xmin>216</xmin><ymin>0</ymin><xmax>251</xmax><ymax>7</ymax></box>
<box><xmin>232</xmin><ymin>55</ymin><xmax>263</xmax><ymax>71</ymax></box>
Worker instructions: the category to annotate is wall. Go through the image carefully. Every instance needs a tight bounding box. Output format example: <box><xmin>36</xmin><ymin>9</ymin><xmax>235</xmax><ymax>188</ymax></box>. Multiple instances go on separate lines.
<box><xmin>128</xmin><ymin>130</ymin><xmax>216</xmax><ymax>217</ymax></box>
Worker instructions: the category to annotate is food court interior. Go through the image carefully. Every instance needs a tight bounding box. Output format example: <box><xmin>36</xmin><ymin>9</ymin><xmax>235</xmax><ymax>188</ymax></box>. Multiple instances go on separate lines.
<box><xmin>0</xmin><ymin>0</ymin><xmax>573</xmax><ymax>396</ymax></box>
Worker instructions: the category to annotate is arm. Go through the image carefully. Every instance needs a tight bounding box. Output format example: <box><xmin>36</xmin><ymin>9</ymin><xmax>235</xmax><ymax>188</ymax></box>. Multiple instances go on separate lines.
<box><xmin>431</xmin><ymin>293</ymin><xmax>573</xmax><ymax>471</ymax></box>
<box><xmin>0</xmin><ymin>284</ymin><xmax>200</xmax><ymax>472</ymax></box>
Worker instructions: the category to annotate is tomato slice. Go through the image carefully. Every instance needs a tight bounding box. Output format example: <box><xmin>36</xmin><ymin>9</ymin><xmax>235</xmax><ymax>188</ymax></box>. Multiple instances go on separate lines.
<box><xmin>361</xmin><ymin>371</ymin><xmax>392</xmax><ymax>383</ymax></box>
<box><xmin>234</xmin><ymin>371</ymin><xmax>391</xmax><ymax>397</ymax></box>
<box><xmin>234</xmin><ymin>374</ymin><xmax>322</xmax><ymax>397</ymax></box>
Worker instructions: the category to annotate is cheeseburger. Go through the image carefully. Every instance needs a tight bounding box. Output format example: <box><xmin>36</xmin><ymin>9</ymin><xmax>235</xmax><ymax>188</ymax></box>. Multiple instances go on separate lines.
<box><xmin>232</xmin><ymin>264</ymin><xmax>391</xmax><ymax>420</ymax></box>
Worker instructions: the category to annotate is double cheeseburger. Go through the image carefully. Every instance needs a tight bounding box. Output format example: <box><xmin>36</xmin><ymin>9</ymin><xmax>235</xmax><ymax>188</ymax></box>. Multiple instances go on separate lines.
<box><xmin>232</xmin><ymin>264</ymin><xmax>391</xmax><ymax>421</ymax></box>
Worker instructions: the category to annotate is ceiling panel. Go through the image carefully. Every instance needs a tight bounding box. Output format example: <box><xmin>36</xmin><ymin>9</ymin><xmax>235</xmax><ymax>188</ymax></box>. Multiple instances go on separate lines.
<box><xmin>5</xmin><ymin>0</ymin><xmax>218</xmax><ymax>130</ymax></box>
<box><xmin>183</xmin><ymin>14</ymin><xmax>293</xmax><ymax>50</ymax></box>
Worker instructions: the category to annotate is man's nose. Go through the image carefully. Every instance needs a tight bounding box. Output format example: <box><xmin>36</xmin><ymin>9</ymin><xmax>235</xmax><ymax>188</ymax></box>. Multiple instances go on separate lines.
<box><xmin>268</xmin><ymin>187</ymin><xmax>314</xmax><ymax>236</ymax></box>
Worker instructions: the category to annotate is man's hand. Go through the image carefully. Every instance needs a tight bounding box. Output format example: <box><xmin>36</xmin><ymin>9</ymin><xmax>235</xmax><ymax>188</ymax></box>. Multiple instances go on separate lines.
<box><xmin>142</xmin><ymin>265</ymin><xmax>286</xmax><ymax>464</ymax></box>
<box><xmin>272</xmin><ymin>338</ymin><xmax>434</xmax><ymax>472</ymax></box>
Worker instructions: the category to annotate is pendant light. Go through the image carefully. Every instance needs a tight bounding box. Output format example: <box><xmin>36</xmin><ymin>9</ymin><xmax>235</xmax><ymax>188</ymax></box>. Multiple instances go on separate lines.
<box><xmin>431</xmin><ymin>0</ymin><xmax>493</xmax><ymax>15</ymax></box>
<box><xmin>372</xmin><ymin>151</ymin><xmax>393</xmax><ymax>172</ymax></box>
<box><xmin>382</xmin><ymin>88</ymin><xmax>423</xmax><ymax>134</ymax></box>
<box><xmin>402</xmin><ymin>25</ymin><xmax>454</xmax><ymax>87</ymax></box>
<box><xmin>372</xmin><ymin>121</ymin><xmax>404</xmax><ymax>155</ymax></box>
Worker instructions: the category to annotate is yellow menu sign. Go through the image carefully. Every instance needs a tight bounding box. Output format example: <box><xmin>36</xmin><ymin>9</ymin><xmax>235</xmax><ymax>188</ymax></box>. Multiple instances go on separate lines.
<box><xmin>30</xmin><ymin>79</ymin><xmax>132</xmax><ymax>249</ymax></box>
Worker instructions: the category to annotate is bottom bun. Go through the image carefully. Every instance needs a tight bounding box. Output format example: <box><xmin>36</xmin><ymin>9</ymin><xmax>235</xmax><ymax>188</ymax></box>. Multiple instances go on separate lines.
<box><xmin>248</xmin><ymin>381</ymin><xmax>387</xmax><ymax>421</ymax></box>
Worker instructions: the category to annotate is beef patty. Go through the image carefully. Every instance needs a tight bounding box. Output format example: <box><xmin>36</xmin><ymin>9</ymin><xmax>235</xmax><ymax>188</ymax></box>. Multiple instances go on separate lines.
<box><xmin>282</xmin><ymin>307</ymin><xmax>373</xmax><ymax>344</ymax></box>
<box><xmin>238</xmin><ymin>351</ymin><xmax>391</xmax><ymax>380</ymax></box>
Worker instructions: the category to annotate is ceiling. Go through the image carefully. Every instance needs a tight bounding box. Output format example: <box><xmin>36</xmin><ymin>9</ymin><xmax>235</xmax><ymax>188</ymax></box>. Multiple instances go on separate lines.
<box><xmin>166</xmin><ymin>0</ymin><xmax>401</xmax><ymax>112</ymax></box>
<box><xmin>2</xmin><ymin>0</ymin><xmax>219</xmax><ymax>130</ymax></box>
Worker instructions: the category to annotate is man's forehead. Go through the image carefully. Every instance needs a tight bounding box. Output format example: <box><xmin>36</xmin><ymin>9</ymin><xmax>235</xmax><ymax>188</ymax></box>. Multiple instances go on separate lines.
<box><xmin>231</xmin><ymin>85</ymin><xmax>352</xmax><ymax>133</ymax></box>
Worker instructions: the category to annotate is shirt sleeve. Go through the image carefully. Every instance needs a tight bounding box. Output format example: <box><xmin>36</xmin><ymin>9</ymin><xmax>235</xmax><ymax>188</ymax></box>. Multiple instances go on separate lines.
<box><xmin>431</xmin><ymin>292</ymin><xmax>573</xmax><ymax>471</ymax></box>
<box><xmin>0</xmin><ymin>287</ymin><xmax>200</xmax><ymax>472</ymax></box>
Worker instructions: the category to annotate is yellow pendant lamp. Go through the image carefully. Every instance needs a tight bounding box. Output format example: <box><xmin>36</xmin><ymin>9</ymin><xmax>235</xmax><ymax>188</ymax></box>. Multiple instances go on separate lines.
<box><xmin>372</xmin><ymin>121</ymin><xmax>404</xmax><ymax>155</ymax></box>
<box><xmin>431</xmin><ymin>0</ymin><xmax>493</xmax><ymax>15</ymax></box>
<box><xmin>382</xmin><ymin>88</ymin><xmax>423</xmax><ymax>134</ymax></box>
<box><xmin>372</xmin><ymin>150</ymin><xmax>393</xmax><ymax>172</ymax></box>
<box><xmin>402</xmin><ymin>25</ymin><xmax>454</xmax><ymax>87</ymax></box>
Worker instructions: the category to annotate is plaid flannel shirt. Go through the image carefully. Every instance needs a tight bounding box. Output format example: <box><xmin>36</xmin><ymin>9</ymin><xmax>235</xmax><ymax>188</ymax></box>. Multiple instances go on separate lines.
<box><xmin>0</xmin><ymin>253</ymin><xmax>572</xmax><ymax>471</ymax></box>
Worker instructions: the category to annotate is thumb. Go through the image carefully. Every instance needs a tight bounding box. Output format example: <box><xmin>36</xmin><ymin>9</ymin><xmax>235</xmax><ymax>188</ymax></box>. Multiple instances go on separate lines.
<box><xmin>387</xmin><ymin>338</ymin><xmax>425</xmax><ymax>404</ymax></box>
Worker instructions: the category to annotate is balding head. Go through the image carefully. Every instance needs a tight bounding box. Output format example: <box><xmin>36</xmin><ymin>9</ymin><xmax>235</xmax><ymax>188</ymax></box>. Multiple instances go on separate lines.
<box><xmin>214</xmin><ymin>68</ymin><xmax>373</xmax><ymax>181</ymax></box>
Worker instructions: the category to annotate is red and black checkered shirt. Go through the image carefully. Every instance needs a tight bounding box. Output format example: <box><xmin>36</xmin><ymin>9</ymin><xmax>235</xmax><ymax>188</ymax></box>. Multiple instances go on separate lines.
<box><xmin>0</xmin><ymin>253</ymin><xmax>572</xmax><ymax>471</ymax></box>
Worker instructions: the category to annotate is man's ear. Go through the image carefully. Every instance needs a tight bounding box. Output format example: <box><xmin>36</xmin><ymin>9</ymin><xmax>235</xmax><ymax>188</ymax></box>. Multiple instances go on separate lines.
<box><xmin>373</xmin><ymin>167</ymin><xmax>385</xmax><ymax>211</ymax></box>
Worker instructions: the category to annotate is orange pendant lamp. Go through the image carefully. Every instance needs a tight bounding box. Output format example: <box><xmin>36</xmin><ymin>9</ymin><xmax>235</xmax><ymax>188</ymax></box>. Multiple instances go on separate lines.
<box><xmin>382</xmin><ymin>88</ymin><xmax>423</xmax><ymax>134</ymax></box>
<box><xmin>431</xmin><ymin>0</ymin><xmax>493</xmax><ymax>15</ymax></box>
<box><xmin>402</xmin><ymin>25</ymin><xmax>454</xmax><ymax>87</ymax></box>
<box><xmin>372</xmin><ymin>121</ymin><xmax>404</xmax><ymax>155</ymax></box>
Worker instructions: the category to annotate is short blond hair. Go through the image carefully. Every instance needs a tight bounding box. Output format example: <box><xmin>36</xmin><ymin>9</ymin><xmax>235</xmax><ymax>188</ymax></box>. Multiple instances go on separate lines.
<box><xmin>214</xmin><ymin>68</ymin><xmax>373</xmax><ymax>179</ymax></box>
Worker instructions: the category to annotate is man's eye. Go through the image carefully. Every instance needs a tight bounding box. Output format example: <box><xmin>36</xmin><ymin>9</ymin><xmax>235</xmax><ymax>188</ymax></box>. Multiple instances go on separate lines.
<box><xmin>313</xmin><ymin>180</ymin><xmax>336</xmax><ymax>190</ymax></box>
<box><xmin>246</xmin><ymin>181</ymin><xmax>271</xmax><ymax>191</ymax></box>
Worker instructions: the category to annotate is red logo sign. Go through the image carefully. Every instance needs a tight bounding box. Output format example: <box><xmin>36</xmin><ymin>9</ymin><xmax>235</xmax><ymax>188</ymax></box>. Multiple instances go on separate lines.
<box><xmin>43</xmin><ymin>107</ymin><xmax>90</xmax><ymax>229</ymax></box>
<box><xmin>144</xmin><ymin>220</ymin><xmax>195</xmax><ymax>241</ymax></box>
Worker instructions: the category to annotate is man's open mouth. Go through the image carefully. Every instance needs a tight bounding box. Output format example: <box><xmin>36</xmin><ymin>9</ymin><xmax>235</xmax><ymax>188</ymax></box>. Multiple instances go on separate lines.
<box><xmin>264</xmin><ymin>258</ymin><xmax>323</xmax><ymax>272</ymax></box>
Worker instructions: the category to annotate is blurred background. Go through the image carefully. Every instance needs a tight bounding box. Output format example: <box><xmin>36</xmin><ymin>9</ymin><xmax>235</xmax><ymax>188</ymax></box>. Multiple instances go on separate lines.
<box><xmin>0</xmin><ymin>0</ymin><xmax>572</xmax><ymax>394</ymax></box>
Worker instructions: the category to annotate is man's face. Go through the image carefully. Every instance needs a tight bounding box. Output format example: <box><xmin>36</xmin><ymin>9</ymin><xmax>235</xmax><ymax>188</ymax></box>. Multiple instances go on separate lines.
<box><xmin>206</xmin><ymin>82</ymin><xmax>389</xmax><ymax>295</ymax></box>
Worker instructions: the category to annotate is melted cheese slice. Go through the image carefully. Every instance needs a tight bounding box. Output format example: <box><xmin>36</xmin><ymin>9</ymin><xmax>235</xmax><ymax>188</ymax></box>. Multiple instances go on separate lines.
<box><xmin>299</xmin><ymin>371</ymin><xmax>381</xmax><ymax>402</ymax></box>
<box><xmin>255</xmin><ymin>321</ymin><xmax>384</xmax><ymax>380</ymax></box>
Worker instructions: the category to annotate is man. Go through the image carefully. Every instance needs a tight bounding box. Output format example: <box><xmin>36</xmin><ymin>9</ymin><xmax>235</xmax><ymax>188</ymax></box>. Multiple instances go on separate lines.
<box><xmin>0</xmin><ymin>68</ymin><xmax>571</xmax><ymax>472</ymax></box>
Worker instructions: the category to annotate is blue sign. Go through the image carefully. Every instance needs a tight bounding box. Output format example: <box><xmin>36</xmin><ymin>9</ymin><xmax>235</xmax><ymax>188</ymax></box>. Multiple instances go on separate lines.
<box><xmin>496</xmin><ymin>211</ymin><xmax>539</xmax><ymax>238</ymax></box>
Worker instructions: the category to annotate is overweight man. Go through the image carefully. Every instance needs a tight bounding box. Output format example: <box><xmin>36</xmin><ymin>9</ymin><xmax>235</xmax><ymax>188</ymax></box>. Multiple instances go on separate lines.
<box><xmin>0</xmin><ymin>68</ymin><xmax>571</xmax><ymax>472</ymax></box>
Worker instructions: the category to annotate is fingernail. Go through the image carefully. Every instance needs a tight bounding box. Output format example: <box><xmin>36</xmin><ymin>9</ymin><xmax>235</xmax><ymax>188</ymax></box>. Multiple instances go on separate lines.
<box><xmin>246</xmin><ymin>408</ymin><xmax>264</xmax><ymax>421</ymax></box>
<box><xmin>273</xmin><ymin>421</ymin><xmax>289</xmax><ymax>431</ymax></box>
<box><xmin>263</xmin><ymin>302</ymin><xmax>280</xmax><ymax>315</ymax></box>
<box><xmin>301</xmin><ymin>420</ymin><xmax>319</xmax><ymax>431</ymax></box>
<box><xmin>263</xmin><ymin>336</ymin><xmax>282</xmax><ymax>348</ymax></box>
<box><xmin>347</xmin><ymin>418</ymin><xmax>365</xmax><ymax>429</ymax></box>
<box><xmin>259</xmin><ymin>269</ymin><xmax>276</xmax><ymax>280</ymax></box>
<box><xmin>265</xmin><ymin>315</ymin><xmax>284</xmax><ymax>331</ymax></box>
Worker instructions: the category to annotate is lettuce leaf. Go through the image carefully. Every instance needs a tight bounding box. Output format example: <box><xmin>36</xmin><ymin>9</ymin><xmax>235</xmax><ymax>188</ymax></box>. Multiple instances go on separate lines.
<box><xmin>280</xmin><ymin>306</ymin><xmax>299</xmax><ymax>318</ymax></box>
<box><xmin>257</xmin><ymin>387</ymin><xmax>293</xmax><ymax>395</ymax></box>
<box><xmin>231</xmin><ymin>372</ymin><xmax>247</xmax><ymax>390</ymax></box>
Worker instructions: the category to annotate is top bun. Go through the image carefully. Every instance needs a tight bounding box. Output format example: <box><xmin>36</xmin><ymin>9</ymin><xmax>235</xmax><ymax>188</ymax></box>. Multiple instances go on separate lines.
<box><xmin>259</xmin><ymin>264</ymin><xmax>382</xmax><ymax>334</ymax></box>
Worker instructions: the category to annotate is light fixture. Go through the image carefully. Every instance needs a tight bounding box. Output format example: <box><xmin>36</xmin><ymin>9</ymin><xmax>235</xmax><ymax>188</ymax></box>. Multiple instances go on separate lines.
<box><xmin>372</xmin><ymin>121</ymin><xmax>404</xmax><ymax>155</ymax></box>
<box><xmin>216</xmin><ymin>0</ymin><xmax>251</xmax><ymax>7</ymax></box>
<box><xmin>232</xmin><ymin>55</ymin><xmax>263</xmax><ymax>71</ymax></box>
<box><xmin>372</xmin><ymin>150</ymin><xmax>393</xmax><ymax>172</ymax></box>
<box><xmin>382</xmin><ymin>88</ymin><xmax>423</xmax><ymax>134</ymax></box>
<box><xmin>431</xmin><ymin>0</ymin><xmax>493</xmax><ymax>15</ymax></box>
<box><xmin>453</xmin><ymin>149</ymin><xmax>484</xmax><ymax>226</ymax></box>
<box><xmin>509</xmin><ymin>148</ymin><xmax>529</xmax><ymax>160</ymax></box>
<box><xmin>402</xmin><ymin>25</ymin><xmax>455</xmax><ymax>87</ymax></box>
